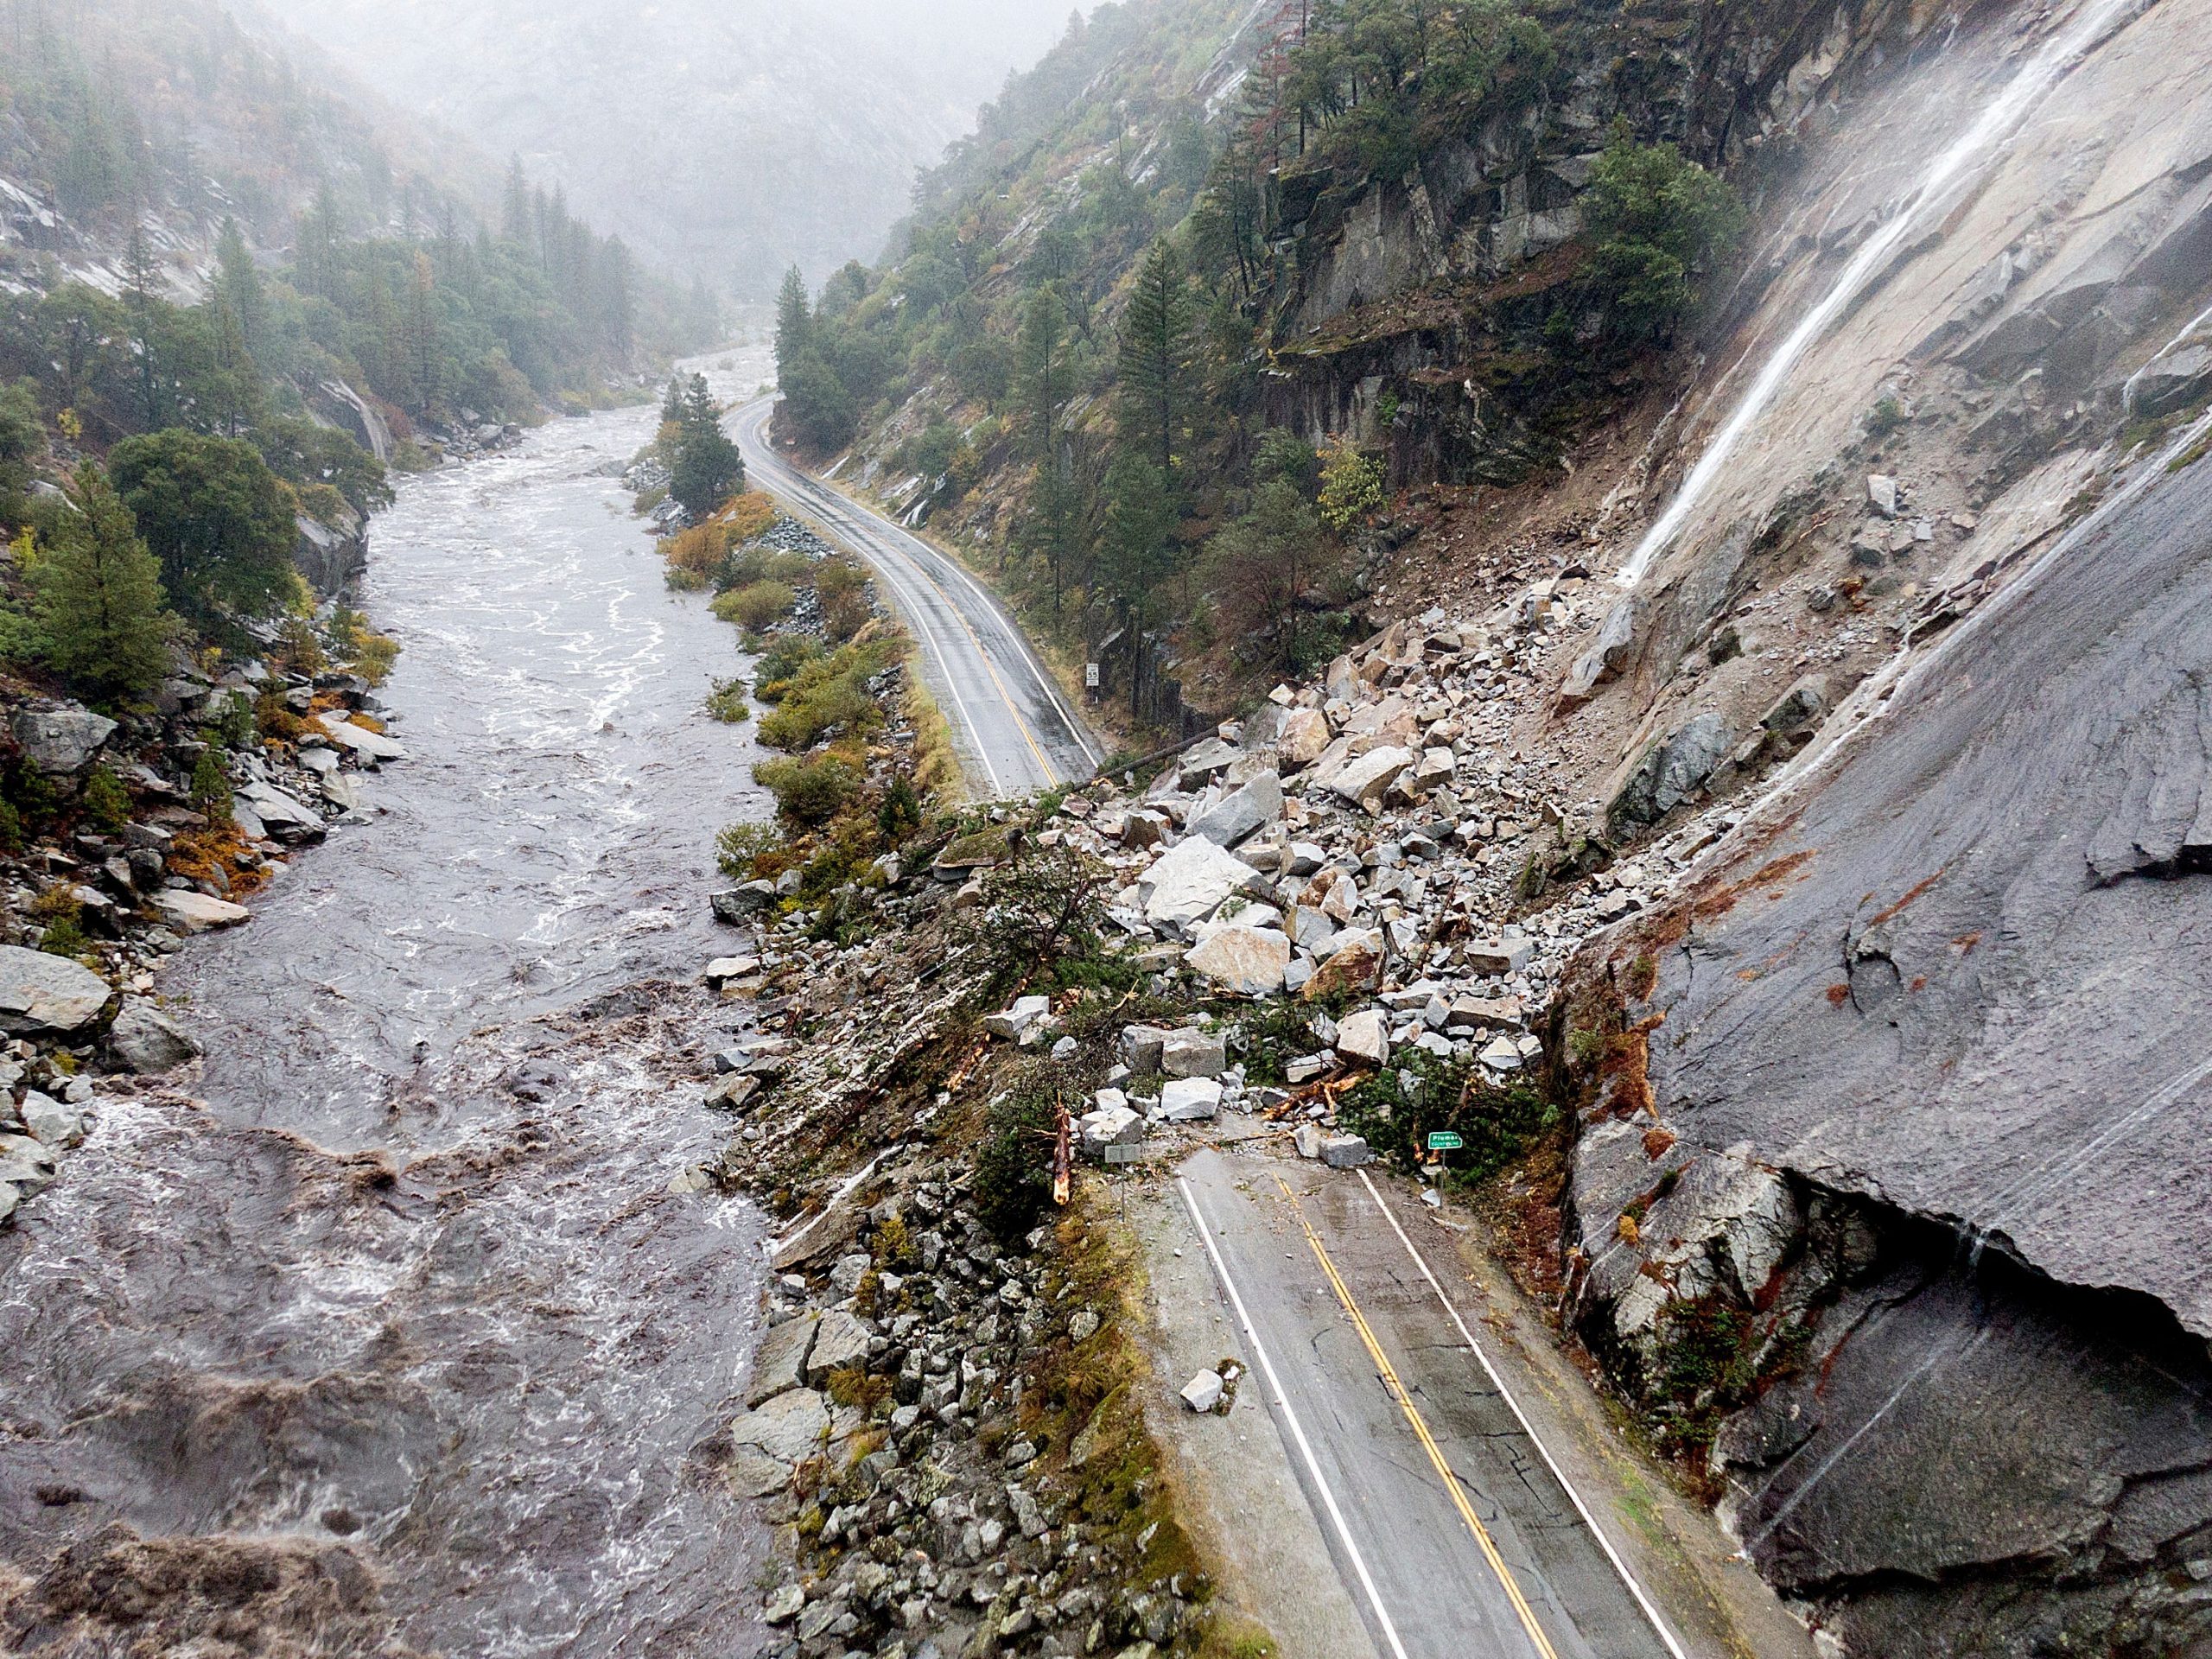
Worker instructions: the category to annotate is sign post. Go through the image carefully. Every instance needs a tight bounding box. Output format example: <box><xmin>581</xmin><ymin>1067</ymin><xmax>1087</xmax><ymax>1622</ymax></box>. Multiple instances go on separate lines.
<box><xmin>1427</xmin><ymin>1130</ymin><xmax>1464</xmax><ymax>1153</ymax></box>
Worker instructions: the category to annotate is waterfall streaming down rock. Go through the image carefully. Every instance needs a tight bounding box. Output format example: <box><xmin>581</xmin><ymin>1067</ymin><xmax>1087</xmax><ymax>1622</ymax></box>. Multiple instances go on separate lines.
<box><xmin>1614</xmin><ymin>0</ymin><xmax>2152</xmax><ymax>588</ymax></box>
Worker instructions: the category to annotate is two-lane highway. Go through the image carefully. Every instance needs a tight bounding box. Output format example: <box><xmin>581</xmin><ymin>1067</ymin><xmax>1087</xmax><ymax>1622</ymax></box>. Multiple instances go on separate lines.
<box><xmin>732</xmin><ymin>399</ymin><xmax>1102</xmax><ymax>798</ymax></box>
<box><xmin>1178</xmin><ymin>1148</ymin><xmax>1690</xmax><ymax>1659</ymax></box>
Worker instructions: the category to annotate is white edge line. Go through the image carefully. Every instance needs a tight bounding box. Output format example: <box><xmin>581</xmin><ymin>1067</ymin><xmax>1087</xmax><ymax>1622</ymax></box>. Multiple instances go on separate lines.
<box><xmin>734</xmin><ymin>406</ymin><xmax>1009</xmax><ymax>798</ymax></box>
<box><xmin>804</xmin><ymin>486</ymin><xmax>1011</xmax><ymax>798</ymax></box>
<box><xmin>1357</xmin><ymin>1168</ymin><xmax>1694</xmax><ymax>1659</ymax></box>
<box><xmin>1178</xmin><ymin>1173</ymin><xmax>1411</xmax><ymax>1659</ymax></box>
<box><xmin>737</xmin><ymin>397</ymin><xmax>1104</xmax><ymax>775</ymax></box>
<box><xmin>893</xmin><ymin>522</ymin><xmax>1107</xmax><ymax>771</ymax></box>
<box><xmin>833</xmin><ymin>490</ymin><xmax>1092</xmax><ymax>779</ymax></box>
<box><xmin>762</xmin><ymin>442</ymin><xmax>1011</xmax><ymax>797</ymax></box>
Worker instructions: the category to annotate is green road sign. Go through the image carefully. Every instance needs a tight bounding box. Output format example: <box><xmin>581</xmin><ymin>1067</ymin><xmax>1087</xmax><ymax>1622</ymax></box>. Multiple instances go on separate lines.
<box><xmin>1427</xmin><ymin>1131</ymin><xmax>1464</xmax><ymax>1151</ymax></box>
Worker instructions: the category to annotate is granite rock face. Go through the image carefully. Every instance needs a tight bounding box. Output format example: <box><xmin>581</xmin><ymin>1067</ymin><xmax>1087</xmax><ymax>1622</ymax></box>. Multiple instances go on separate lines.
<box><xmin>1640</xmin><ymin>454</ymin><xmax>2212</xmax><ymax>1340</ymax></box>
<box><xmin>1574</xmin><ymin>426</ymin><xmax>2212</xmax><ymax>1652</ymax></box>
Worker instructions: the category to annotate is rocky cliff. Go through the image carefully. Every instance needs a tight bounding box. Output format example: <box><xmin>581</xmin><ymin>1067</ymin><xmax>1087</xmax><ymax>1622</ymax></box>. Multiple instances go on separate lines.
<box><xmin>1516</xmin><ymin>0</ymin><xmax>2212</xmax><ymax>1649</ymax></box>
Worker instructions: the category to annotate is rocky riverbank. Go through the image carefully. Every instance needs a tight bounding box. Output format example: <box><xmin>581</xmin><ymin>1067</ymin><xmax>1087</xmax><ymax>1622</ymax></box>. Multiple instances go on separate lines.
<box><xmin>0</xmin><ymin>616</ymin><xmax>407</xmax><ymax>1228</ymax></box>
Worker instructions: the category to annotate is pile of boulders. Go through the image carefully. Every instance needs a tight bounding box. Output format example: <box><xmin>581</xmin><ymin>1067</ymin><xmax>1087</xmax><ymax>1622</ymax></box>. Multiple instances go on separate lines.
<box><xmin>731</xmin><ymin>1155</ymin><xmax>1204</xmax><ymax>1659</ymax></box>
<box><xmin>683</xmin><ymin>573</ymin><xmax>1801</xmax><ymax>1656</ymax></box>
<box><xmin>0</xmin><ymin>648</ymin><xmax>410</xmax><ymax>1224</ymax></box>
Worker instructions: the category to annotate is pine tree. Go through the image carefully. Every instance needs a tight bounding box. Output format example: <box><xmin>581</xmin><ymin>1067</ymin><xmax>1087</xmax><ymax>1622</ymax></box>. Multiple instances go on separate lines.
<box><xmin>668</xmin><ymin>372</ymin><xmax>742</xmax><ymax>520</ymax></box>
<box><xmin>1117</xmin><ymin>241</ymin><xmax>1194</xmax><ymax>479</ymax></box>
<box><xmin>1018</xmin><ymin>285</ymin><xmax>1071</xmax><ymax>466</ymax></box>
<box><xmin>34</xmin><ymin>465</ymin><xmax>172</xmax><ymax>702</ymax></box>
<box><xmin>502</xmin><ymin>156</ymin><xmax>531</xmax><ymax>243</ymax></box>
<box><xmin>213</xmin><ymin>218</ymin><xmax>265</xmax><ymax>361</ymax></box>
<box><xmin>1097</xmin><ymin>455</ymin><xmax>1177</xmax><ymax>718</ymax></box>
<box><xmin>774</xmin><ymin>266</ymin><xmax>813</xmax><ymax>381</ymax></box>
<box><xmin>123</xmin><ymin>225</ymin><xmax>164</xmax><ymax>429</ymax></box>
<box><xmin>201</xmin><ymin>298</ymin><xmax>265</xmax><ymax>437</ymax></box>
<box><xmin>601</xmin><ymin>237</ymin><xmax>635</xmax><ymax>360</ymax></box>
<box><xmin>405</xmin><ymin>251</ymin><xmax>440</xmax><ymax>410</ymax></box>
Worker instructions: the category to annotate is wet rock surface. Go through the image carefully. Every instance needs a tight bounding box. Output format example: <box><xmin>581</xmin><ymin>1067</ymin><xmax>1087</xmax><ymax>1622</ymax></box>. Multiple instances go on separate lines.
<box><xmin>1641</xmin><ymin>453</ymin><xmax>2212</xmax><ymax>1328</ymax></box>
<box><xmin>1567</xmin><ymin>444</ymin><xmax>2212</xmax><ymax>1649</ymax></box>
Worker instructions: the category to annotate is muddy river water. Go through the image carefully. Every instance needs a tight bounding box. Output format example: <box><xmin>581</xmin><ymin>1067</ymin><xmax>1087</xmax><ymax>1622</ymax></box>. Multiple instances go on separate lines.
<box><xmin>0</xmin><ymin>354</ymin><xmax>777</xmax><ymax>1656</ymax></box>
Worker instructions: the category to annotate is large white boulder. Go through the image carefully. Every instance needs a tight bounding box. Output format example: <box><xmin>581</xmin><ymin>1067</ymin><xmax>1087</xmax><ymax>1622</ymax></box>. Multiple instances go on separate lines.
<box><xmin>318</xmin><ymin>712</ymin><xmax>409</xmax><ymax>762</ymax></box>
<box><xmin>1335</xmin><ymin>1009</ymin><xmax>1389</xmax><ymax>1066</ymax></box>
<box><xmin>0</xmin><ymin>945</ymin><xmax>111</xmax><ymax>1033</ymax></box>
<box><xmin>1331</xmin><ymin>745</ymin><xmax>1414</xmax><ymax>810</ymax></box>
<box><xmin>1184</xmin><ymin>925</ymin><xmax>1292</xmax><ymax>996</ymax></box>
<box><xmin>984</xmin><ymin>995</ymin><xmax>1053</xmax><ymax>1043</ymax></box>
<box><xmin>1079</xmin><ymin>1104</ymin><xmax>1146</xmax><ymax>1155</ymax></box>
<box><xmin>149</xmin><ymin>891</ymin><xmax>251</xmax><ymax>934</ymax></box>
<box><xmin>1160</xmin><ymin>1077</ymin><xmax>1223</xmax><ymax>1122</ymax></box>
<box><xmin>1139</xmin><ymin>837</ymin><xmax>1260</xmax><ymax>938</ymax></box>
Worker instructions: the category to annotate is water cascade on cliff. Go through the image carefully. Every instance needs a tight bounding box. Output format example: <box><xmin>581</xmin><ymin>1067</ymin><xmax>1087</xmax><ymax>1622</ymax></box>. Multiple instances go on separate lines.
<box><xmin>1616</xmin><ymin>0</ymin><xmax>2150</xmax><ymax>588</ymax></box>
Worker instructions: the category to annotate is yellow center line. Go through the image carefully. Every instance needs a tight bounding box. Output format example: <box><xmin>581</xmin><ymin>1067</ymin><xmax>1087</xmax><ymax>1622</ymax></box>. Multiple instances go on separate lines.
<box><xmin>1274</xmin><ymin>1174</ymin><xmax>1562</xmax><ymax>1659</ymax></box>
<box><xmin>742</xmin><ymin>413</ymin><xmax>1063</xmax><ymax>790</ymax></box>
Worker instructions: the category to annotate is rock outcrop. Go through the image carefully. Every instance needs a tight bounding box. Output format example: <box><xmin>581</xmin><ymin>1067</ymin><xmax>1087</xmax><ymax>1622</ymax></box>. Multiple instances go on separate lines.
<box><xmin>1571</xmin><ymin>428</ymin><xmax>2212</xmax><ymax>1651</ymax></box>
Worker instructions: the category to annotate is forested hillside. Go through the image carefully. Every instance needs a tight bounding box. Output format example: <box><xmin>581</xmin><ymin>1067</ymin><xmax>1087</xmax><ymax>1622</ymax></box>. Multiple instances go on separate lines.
<box><xmin>252</xmin><ymin>0</ymin><xmax>1099</xmax><ymax>296</ymax></box>
<box><xmin>0</xmin><ymin>0</ymin><xmax>718</xmax><ymax>432</ymax></box>
<box><xmin>769</xmin><ymin>0</ymin><xmax>1789</xmax><ymax>728</ymax></box>
<box><xmin>0</xmin><ymin>0</ymin><xmax>722</xmax><ymax>736</ymax></box>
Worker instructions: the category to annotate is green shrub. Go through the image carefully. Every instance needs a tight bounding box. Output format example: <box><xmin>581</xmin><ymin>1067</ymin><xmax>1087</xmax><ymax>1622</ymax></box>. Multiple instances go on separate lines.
<box><xmin>30</xmin><ymin>885</ymin><xmax>87</xmax><ymax>958</ymax></box>
<box><xmin>713</xmin><ymin>580</ymin><xmax>797</xmax><ymax>632</ymax></box>
<box><xmin>875</xmin><ymin>775</ymin><xmax>922</xmax><ymax>843</ymax></box>
<box><xmin>753</xmin><ymin>632</ymin><xmax>824</xmax><ymax>698</ymax></box>
<box><xmin>81</xmin><ymin>766</ymin><xmax>130</xmax><ymax>835</ymax></box>
<box><xmin>705</xmin><ymin>676</ymin><xmax>750</xmax><ymax>723</ymax></box>
<box><xmin>757</xmin><ymin>675</ymin><xmax>879</xmax><ymax>752</ymax></box>
<box><xmin>973</xmin><ymin>1078</ymin><xmax>1060</xmax><ymax>1244</ymax></box>
<box><xmin>1335</xmin><ymin>1052</ymin><xmax>1559</xmax><ymax>1183</ymax></box>
<box><xmin>716</xmin><ymin>820</ymin><xmax>785</xmax><ymax>878</ymax></box>
<box><xmin>754</xmin><ymin>755</ymin><xmax>861</xmax><ymax>824</ymax></box>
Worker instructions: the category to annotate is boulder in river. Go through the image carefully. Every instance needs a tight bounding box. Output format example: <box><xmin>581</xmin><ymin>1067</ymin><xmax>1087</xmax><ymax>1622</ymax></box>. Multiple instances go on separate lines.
<box><xmin>317</xmin><ymin>712</ymin><xmax>409</xmax><ymax>763</ymax></box>
<box><xmin>0</xmin><ymin>945</ymin><xmax>111</xmax><ymax>1033</ymax></box>
<box><xmin>730</xmin><ymin>1387</ymin><xmax>830</xmax><ymax>1465</ymax></box>
<box><xmin>711</xmin><ymin>882</ymin><xmax>777</xmax><ymax>924</ymax></box>
<box><xmin>149</xmin><ymin>891</ymin><xmax>251</xmax><ymax>934</ymax></box>
<box><xmin>105</xmin><ymin>1000</ymin><xmax>200</xmax><ymax>1073</ymax></box>
<box><xmin>239</xmin><ymin>782</ymin><xmax>325</xmax><ymax>842</ymax></box>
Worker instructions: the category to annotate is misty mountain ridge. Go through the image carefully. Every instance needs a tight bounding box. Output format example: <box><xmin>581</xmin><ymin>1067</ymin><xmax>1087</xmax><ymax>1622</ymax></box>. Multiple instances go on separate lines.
<box><xmin>252</xmin><ymin>0</ymin><xmax>1098</xmax><ymax>294</ymax></box>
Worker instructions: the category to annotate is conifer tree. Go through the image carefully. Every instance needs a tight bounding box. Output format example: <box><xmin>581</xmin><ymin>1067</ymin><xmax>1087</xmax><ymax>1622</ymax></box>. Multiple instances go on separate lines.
<box><xmin>1117</xmin><ymin>241</ymin><xmax>1194</xmax><ymax>479</ymax></box>
<box><xmin>774</xmin><ymin>266</ymin><xmax>813</xmax><ymax>381</ymax></box>
<box><xmin>213</xmin><ymin>218</ymin><xmax>265</xmax><ymax>361</ymax></box>
<box><xmin>667</xmin><ymin>372</ymin><xmax>742</xmax><ymax>520</ymax></box>
<box><xmin>34</xmin><ymin>465</ymin><xmax>172</xmax><ymax>702</ymax></box>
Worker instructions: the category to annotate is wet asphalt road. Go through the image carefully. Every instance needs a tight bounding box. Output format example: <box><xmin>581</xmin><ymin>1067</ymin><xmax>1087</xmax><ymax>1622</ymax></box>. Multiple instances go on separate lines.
<box><xmin>731</xmin><ymin>399</ymin><xmax>1102</xmax><ymax>798</ymax></box>
<box><xmin>1177</xmin><ymin>1147</ymin><xmax>1686</xmax><ymax>1659</ymax></box>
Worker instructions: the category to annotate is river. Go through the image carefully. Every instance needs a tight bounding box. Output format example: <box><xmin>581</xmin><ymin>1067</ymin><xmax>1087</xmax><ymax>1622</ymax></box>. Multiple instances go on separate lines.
<box><xmin>0</xmin><ymin>348</ymin><xmax>777</xmax><ymax>1657</ymax></box>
